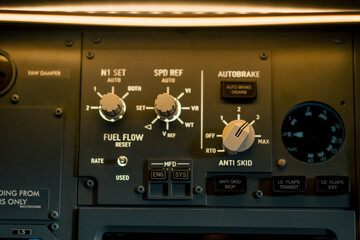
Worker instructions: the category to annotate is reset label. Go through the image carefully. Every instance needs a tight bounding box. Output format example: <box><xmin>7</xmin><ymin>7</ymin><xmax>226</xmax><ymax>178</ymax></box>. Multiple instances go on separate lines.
<box><xmin>0</xmin><ymin>189</ymin><xmax>49</xmax><ymax>209</ymax></box>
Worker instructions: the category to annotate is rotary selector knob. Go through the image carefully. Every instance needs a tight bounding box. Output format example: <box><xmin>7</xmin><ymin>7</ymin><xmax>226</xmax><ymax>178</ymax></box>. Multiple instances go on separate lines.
<box><xmin>222</xmin><ymin>120</ymin><xmax>255</xmax><ymax>155</ymax></box>
<box><xmin>99</xmin><ymin>93</ymin><xmax>126</xmax><ymax>122</ymax></box>
<box><xmin>154</xmin><ymin>93</ymin><xmax>181</xmax><ymax>122</ymax></box>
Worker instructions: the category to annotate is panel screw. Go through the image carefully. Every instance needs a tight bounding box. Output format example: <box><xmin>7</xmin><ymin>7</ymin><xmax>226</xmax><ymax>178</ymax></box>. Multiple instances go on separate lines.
<box><xmin>54</xmin><ymin>108</ymin><xmax>63</xmax><ymax>117</ymax></box>
<box><xmin>65</xmin><ymin>39</ymin><xmax>73</xmax><ymax>47</ymax></box>
<box><xmin>49</xmin><ymin>223</ymin><xmax>59</xmax><ymax>231</ymax></box>
<box><xmin>276</xmin><ymin>159</ymin><xmax>287</xmax><ymax>168</ymax></box>
<box><xmin>49</xmin><ymin>211</ymin><xmax>59</xmax><ymax>220</ymax></box>
<box><xmin>11</xmin><ymin>94</ymin><xmax>19</xmax><ymax>103</ymax></box>
<box><xmin>194</xmin><ymin>186</ymin><xmax>203</xmax><ymax>194</ymax></box>
<box><xmin>334</xmin><ymin>37</ymin><xmax>343</xmax><ymax>44</ymax></box>
<box><xmin>85</xmin><ymin>179</ymin><xmax>95</xmax><ymax>188</ymax></box>
<box><xmin>254</xmin><ymin>190</ymin><xmax>263</xmax><ymax>199</ymax></box>
<box><xmin>86</xmin><ymin>51</ymin><xmax>94</xmax><ymax>60</ymax></box>
<box><xmin>260</xmin><ymin>52</ymin><xmax>268</xmax><ymax>60</ymax></box>
<box><xmin>92</xmin><ymin>36</ymin><xmax>101</xmax><ymax>44</ymax></box>
<box><xmin>136</xmin><ymin>185</ymin><xmax>145</xmax><ymax>194</ymax></box>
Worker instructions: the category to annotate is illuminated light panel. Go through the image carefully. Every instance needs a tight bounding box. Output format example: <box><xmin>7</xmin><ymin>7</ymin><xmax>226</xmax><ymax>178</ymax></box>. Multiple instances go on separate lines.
<box><xmin>0</xmin><ymin>4</ymin><xmax>353</xmax><ymax>14</ymax></box>
<box><xmin>0</xmin><ymin>13</ymin><xmax>360</xmax><ymax>26</ymax></box>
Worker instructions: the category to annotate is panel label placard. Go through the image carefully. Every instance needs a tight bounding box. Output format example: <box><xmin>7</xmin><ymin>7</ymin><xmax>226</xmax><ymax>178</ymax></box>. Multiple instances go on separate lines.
<box><xmin>24</xmin><ymin>68</ymin><xmax>71</xmax><ymax>79</ymax></box>
<box><xmin>221</xmin><ymin>81</ymin><xmax>257</xmax><ymax>99</ymax></box>
<box><xmin>0</xmin><ymin>189</ymin><xmax>49</xmax><ymax>209</ymax></box>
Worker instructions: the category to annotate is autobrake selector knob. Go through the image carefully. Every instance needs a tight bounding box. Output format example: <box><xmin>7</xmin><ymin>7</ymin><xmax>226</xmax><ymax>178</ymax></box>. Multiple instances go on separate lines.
<box><xmin>154</xmin><ymin>93</ymin><xmax>181</xmax><ymax>121</ymax></box>
<box><xmin>99</xmin><ymin>93</ymin><xmax>126</xmax><ymax>122</ymax></box>
<box><xmin>222</xmin><ymin>120</ymin><xmax>255</xmax><ymax>155</ymax></box>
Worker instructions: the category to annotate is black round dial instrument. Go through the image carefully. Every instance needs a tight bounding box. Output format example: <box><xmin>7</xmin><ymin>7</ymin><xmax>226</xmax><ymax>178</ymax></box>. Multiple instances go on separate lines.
<box><xmin>281</xmin><ymin>102</ymin><xmax>345</xmax><ymax>164</ymax></box>
<box><xmin>0</xmin><ymin>50</ymin><xmax>16</xmax><ymax>95</ymax></box>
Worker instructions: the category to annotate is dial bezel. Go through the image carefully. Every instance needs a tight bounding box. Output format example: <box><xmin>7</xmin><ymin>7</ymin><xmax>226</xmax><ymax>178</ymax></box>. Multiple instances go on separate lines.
<box><xmin>281</xmin><ymin>101</ymin><xmax>345</xmax><ymax>164</ymax></box>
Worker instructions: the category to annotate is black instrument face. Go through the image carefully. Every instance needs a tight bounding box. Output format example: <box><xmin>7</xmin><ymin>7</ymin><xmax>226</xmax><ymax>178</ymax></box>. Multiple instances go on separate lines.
<box><xmin>0</xmin><ymin>51</ymin><xmax>16</xmax><ymax>95</ymax></box>
<box><xmin>281</xmin><ymin>102</ymin><xmax>345</xmax><ymax>164</ymax></box>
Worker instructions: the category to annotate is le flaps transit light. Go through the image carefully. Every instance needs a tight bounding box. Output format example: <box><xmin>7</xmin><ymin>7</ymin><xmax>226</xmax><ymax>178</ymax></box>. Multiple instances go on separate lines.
<box><xmin>0</xmin><ymin>3</ymin><xmax>360</xmax><ymax>26</ymax></box>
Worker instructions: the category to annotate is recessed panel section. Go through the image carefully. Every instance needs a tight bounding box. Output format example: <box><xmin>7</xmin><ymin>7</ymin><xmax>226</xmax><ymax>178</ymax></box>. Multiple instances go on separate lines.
<box><xmin>0</xmin><ymin>108</ymin><xmax>63</xmax><ymax>220</ymax></box>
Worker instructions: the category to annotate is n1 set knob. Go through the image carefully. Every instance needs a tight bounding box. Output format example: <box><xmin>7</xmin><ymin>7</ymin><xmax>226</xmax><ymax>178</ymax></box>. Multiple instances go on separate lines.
<box><xmin>222</xmin><ymin>120</ymin><xmax>255</xmax><ymax>155</ymax></box>
<box><xmin>99</xmin><ymin>93</ymin><xmax>126</xmax><ymax>122</ymax></box>
<box><xmin>154</xmin><ymin>93</ymin><xmax>181</xmax><ymax>122</ymax></box>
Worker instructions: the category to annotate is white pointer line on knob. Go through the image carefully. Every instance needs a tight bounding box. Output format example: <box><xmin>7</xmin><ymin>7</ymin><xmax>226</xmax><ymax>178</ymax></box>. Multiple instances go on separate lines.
<box><xmin>249</xmin><ymin>120</ymin><xmax>255</xmax><ymax>126</ymax></box>
<box><xmin>97</xmin><ymin>92</ymin><xmax>103</xmax><ymax>98</ymax></box>
<box><xmin>222</xmin><ymin>120</ymin><xmax>228</xmax><ymax>125</ymax></box>
<box><xmin>122</xmin><ymin>92</ymin><xmax>129</xmax><ymax>99</ymax></box>
<box><xmin>151</xmin><ymin>117</ymin><xmax>159</xmax><ymax>124</ymax></box>
<box><xmin>177</xmin><ymin>118</ymin><xmax>184</xmax><ymax>124</ymax></box>
<box><xmin>177</xmin><ymin>92</ymin><xmax>185</xmax><ymax>99</ymax></box>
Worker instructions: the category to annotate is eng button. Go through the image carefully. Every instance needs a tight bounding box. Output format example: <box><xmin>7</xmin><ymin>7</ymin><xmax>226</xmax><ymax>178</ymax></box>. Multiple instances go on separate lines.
<box><xmin>149</xmin><ymin>168</ymin><xmax>167</xmax><ymax>181</ymax></box>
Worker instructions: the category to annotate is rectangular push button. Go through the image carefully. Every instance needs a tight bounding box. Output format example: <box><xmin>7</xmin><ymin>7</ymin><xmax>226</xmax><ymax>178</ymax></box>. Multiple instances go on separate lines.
<box><xmin>149</xmin><ymin>168</ymin><xmax>167</xmax><ymax>181</ymax></box>
<box><xmin>214</xmin><ymin>175</ymin><xmax>247</xmax><ymax>194</ymax></box>
<box><xmin>272</xmin><ymin>176</ymin><xmax>306</xmax><ymax>194</ymax></box>
<box><xmin>221</xmin><ymin>81</ymin><xmax>257</xmax><ymax>100</ymax></box>
<box><xmin>172</xmin><ymin>168</ymin><xmax>190</xmax><ymax>181</ymax></box>
<box><xmin>316</xmin><ymin>176</ymin><xmax>350</xmax><ymax>195</ymax></box>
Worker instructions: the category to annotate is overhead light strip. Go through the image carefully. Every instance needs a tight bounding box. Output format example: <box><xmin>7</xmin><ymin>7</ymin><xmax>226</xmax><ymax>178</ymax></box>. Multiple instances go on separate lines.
<box><xmin>0</xmin><ymin>4</ymin><xmax>354</xmax><ymax>14</ymax></box>
<box><xmin>1</xmin><ymin>13</ymin><xmax>360</xmax><ymax>26</ymax></box>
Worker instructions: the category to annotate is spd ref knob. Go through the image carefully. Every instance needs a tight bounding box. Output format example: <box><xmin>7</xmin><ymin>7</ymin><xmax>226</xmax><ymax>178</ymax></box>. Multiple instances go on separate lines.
<box><xmin>154</xmin><ymin>93</ymin><xmax>181</xmax><ymax>122</ymax></box>
<box><xmin>222</xmin><ymin>120</ymin><xmax>255</xmax><ymax>155</ymax></box>
<box><xmin>99</xmin><ymin>93</ymin><xmax>126</xmax><ymax>122</ymax></box>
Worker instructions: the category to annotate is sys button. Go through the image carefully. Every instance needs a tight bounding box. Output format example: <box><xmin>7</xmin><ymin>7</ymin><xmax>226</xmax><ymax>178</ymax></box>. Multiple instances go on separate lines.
<box><xmin>214</xmin><ymin>175</ymin><xmax>247</xmax><ymax>194</ymax></box>
<box><xmin>149</xmin><ymin>168</ymin><xmax>167</xmax><ymax>181</ymax></box>
<box><xmin>316</xmin><ymin>176</ymin><xmax>350</xmax><ymax>195</ymax></box>
<box><xmin>172</xmin><ymin>168</ymin><xmax>190</xmax><ymax>181</ymax></box>
<box><xmin>272</xmin><ymin>176</ymin><xmax>306</xmax><ymax>194</ymax></box>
